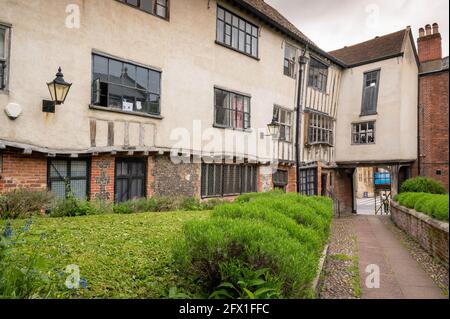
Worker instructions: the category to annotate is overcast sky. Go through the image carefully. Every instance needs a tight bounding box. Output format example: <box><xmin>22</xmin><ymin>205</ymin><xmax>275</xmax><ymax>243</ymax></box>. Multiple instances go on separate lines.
<box><xmin>265</xmin><ymin>0</ymin><xmax>449</xmax><ymax>56</ymax></box>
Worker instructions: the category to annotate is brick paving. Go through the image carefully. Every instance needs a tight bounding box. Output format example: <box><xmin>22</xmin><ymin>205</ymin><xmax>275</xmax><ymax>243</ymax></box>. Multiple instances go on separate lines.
<box><xmin>319</xmin><ymin>214</ymin><xmax>448</xmax><ymax>299</ymax></box>
<box><xmin>355</xmin><ymin>215</ymin><xmax>447</xmax><ymax>299</ymax></box>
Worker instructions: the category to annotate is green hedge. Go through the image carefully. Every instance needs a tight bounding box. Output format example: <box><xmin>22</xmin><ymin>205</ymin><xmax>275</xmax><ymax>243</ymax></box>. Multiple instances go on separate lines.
<box><xmin>173</xmin><ymin>192</ymin><xmax>333</xmax><ymax>299</ymax></box>
<box><xmin>395</xmin><ymin>192</ymin><xmax>449</xmax><ymax>222</ymax></box>
<box><xmin>400</xmin><ymin>177</ymin><xmax>447</xmax><ymax>195</ymax></box>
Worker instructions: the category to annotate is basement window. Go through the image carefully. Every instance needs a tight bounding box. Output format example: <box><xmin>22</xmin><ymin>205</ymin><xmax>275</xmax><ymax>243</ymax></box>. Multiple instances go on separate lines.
<box><xmin>352</xmin><ymin>121</ymin><xmax>375</xmax><ymax>145</ymax></box>
<box><xmin>201</xmin><ymin>164</ymin><xmax>257</xmax><ymax>198</ymax></box>
<box><xmin>48</xmin><ymin>159</ymin><xmax>89</xmax><ymax>199</ymax></box>
<box><xmin>118</xmin><ymin>0</ymin><xmax>169</xmax><ymax>20</ymax></box>
<box><xmin>273</xmin><ymin>170</ymin><xmax>288</xmax><ymax>191</ymax></box>
<box><xmin>91</xmin><ymin>53</ymin><xmax>161</xmax><ymax>116</ymax></box>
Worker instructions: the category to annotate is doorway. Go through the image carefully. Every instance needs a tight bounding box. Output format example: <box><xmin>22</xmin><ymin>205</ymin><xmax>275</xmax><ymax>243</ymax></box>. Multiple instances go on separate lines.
<box><xmin>354</xmin><ymin>166</ymin><xmax>391</xmax><ymax>215</ymax></box>
<box><xmin>115</xmin><ymin>158</ymin><xmax>147</xmax><ymax>203</ymax></box>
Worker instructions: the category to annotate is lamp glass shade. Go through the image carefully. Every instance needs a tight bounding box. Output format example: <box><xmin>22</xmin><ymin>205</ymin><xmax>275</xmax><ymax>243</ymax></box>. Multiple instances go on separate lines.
<box><xmin>47</xmin><ymin>67</ymin><xmax>72</xmax><ymax>105</ymax></box>
<box><xmin>267</xmin><ymin>120</ymin><xmax>280</xmax><ymax>138</ymax></box>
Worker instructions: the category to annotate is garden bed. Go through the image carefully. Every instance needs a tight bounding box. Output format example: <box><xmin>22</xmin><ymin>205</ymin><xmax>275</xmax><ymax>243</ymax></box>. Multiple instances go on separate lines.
<box><xmin>1</xmin><ymin>211</ymin><xmax>210</xmax><ymax>298</ymax></box>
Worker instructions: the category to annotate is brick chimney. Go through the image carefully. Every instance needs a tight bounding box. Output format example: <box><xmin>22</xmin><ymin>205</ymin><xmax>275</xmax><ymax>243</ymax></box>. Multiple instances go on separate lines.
<box><xmin>418</xmin><ymin>23</ymin><xmax>442</xmax><ymax>63</ymax></box>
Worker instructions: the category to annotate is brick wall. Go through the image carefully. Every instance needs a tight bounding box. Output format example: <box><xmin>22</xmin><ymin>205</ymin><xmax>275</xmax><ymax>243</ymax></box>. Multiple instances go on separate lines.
<box><xmin>418</xmin><ymin>70</ymin><xmax>449</xmax><ymax>190</ymax></box>
<box><xmin>0</xmin><ymin>150</ymin><xmax>47</xmax><ymax>193</ymax></box>
<box><xmin>286</xmin><ymin>165</ymin><xmax>297</xmax><ymax>193</ymax></box>
<box><xmin>391</xmin><ymin>201</ymin><xmax>449</xmax><ymax>267</ymax></box>
<box><xmin>151</xmin><ymin>155</ymin><xmax>201</xmax><ymax>198</ymax></box>
<box><xmin>90</xmin><ymin>155</ymin><xmax>115</xmax><ymax>201</ymax></box>
<box><xmin>418</xmin><ymin>33</ymin><xmax>442</xmax><ymax>63</ymax></box>
<box><xmin>334</xmin><ymin>168</ymin><xmax>354</xmax><ymax>214</ymax></box>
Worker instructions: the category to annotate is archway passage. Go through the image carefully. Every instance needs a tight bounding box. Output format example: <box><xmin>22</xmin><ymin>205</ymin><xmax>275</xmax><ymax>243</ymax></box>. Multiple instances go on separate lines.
<box><xmin>333</xmin><ymin>162</ymin><xmax>413</xmax><ymax>216</ymax></box>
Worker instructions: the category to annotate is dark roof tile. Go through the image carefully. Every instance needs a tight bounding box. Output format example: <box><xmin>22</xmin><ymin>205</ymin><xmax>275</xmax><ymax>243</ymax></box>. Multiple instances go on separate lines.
<box><xmin>328</xmin><ymin>29</ymin><xmax>408</xmax><ymax>66</ymax></box>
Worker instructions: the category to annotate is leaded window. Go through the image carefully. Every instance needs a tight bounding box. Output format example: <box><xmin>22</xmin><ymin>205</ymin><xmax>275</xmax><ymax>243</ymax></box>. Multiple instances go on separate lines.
<box><xmin>308</xmin><ymin>112</ymin><xmax>334</xmax><ymax>145</ymax></box>
<box><xmin>361</xmin><ymin>70</ymin><xmax>380</xmax><ymax>115</ymax></box>
<box><xmin>274</xmin><ymin>106</ymin><xmax>293</xmax><ymax>142</ymax></box>
<box><xmin>284</xmin><ymin>44</ymin><xmax>296</xmax><ymax>78</ymax></box>
<box><xmin>91</xmin><ymin>53</ymin><xmax>161</xmax><ymax>116</ymax></box>
<box><xmin>308</xmin><ymin>58</ymin><xmax>328</xmax><ymax>92</ymax></box>
<box><xmin>201</xmin><ymin>164</ymin><xmax>257</xmax><ymax>198</ymax></box>
<box><xmin>119</xmin><ymin>0</ymin><xmax>169</xmax><ymax>19</ymax></box>
<box><xmin>352</xmin><ymin>122</ymin><xmax>375</xmax><ymax>144</ymax></box>
<box><xmin>299</xmin><ymin>168</ymin><xmax>317</xmax><ymax>196</ymax></box>
<box><xmin>0</xmin><ymin>24</ymin><xmax>10</xmax><ymax>90</ymax></box>
<box><xmin>216</xmin><ymin>6</ymin><xmax>259</xmax><ymax>58</ymax></box>
<box><xmin>115</xmin><ymin>158</ymin><xmax>147</xmax><ymax>203</ymax></box>
<box><xmin>48</xmin><ymin>159</ymin><xmax>89</xmax><ymax>199</ymax></box>
<box><xmin>214</xmin><ymin>88</ymin><xmax>251</xmax><ymax>130</ymax></box>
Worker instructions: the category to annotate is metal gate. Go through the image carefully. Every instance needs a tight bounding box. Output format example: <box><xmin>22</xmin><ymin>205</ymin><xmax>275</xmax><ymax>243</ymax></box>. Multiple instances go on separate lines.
<box><xmin>374</xmin><ymin>171</ymin><xmax>391</xmax><ymax>215</ymax></box>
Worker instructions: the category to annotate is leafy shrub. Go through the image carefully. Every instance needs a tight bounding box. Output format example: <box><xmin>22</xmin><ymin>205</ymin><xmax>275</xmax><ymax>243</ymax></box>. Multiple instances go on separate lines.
<box><xmin>50</xmin><ymin>195</ymin><xmax>99</xmax><ymax>217</ymax></box>
<box><xmin>112</xmin><ymin>201</ymin><xmax>135</xmax><ymax>215</ymax></box>
<box><xmin>210</xmin><ymin>261</ymin><xmax>282</xmax><ymax>299</ymax></box>
<box><xmin>400</xmin><ymin>177</ymin><xmax>447</xmax><ymax>195</ymax></box>
<box><xmin>395</xmin><ymin>192</ymin><xmax>449</xmax><ymax>222</ymax></box>
<box><xmin>212</xmin><ymin>202</ymin><xmax>322</xmax><ymax>254</ymax></box>
<box><xmin>173</xmin><ymin>217</ymin><xmax>318</xmax><ymax>299</ymax></box>
<box><xmin>0</xmin><ymin>189</ymin><xmax>54</xmax><ymax>219</ymax></box>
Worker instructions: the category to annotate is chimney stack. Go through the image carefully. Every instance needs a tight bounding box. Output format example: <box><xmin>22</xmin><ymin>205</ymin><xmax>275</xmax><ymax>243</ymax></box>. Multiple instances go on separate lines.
<box><xmin>418</xmin><ymin>23</ymin><xmax>442</xmax><ymax>63</ymax></box>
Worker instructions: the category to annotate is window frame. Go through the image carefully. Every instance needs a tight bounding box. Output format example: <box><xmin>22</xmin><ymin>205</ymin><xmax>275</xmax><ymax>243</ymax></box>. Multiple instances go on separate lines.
<box><xmin>0</xmin><ymin>23</ymin><xmax>11</xmax><ymax>92</ymax></box>
<box><xmin>201</xmin><ymin>163</ymin><xmax>258</xmax><ymax>199</ymax></box>
<box><xmin>216</xmin><ymin>5</ymin><xmax>259</xmax><ymax>59</ymax></box>
<box><xmin>361</xmin><ymin>69</ymin><xmax>381</xmax><ymax>116</ymax></box>
<box><xmin>90</xmin><ymin>52</ymin><xmax>162</xmax><ymax>118</ymax></box>
<box><xmin>117</xmin><ymin>0</ymin><xmax>170</xmax><ymax>20</ymax></box>
<box><xmin>284</xmin><ymin>43</ymin><xmax>297</xmax><ymax>78</ymax></box>
<box><xmin>214</xmin><ymin>87</ymin><xmax>251</xmax><ymax>131</ymax></box>
<box><xmin>308</xmin><ymin>57</ymin><xmax>329</xmax><ymax>92</ymax></box>
<box><xmin>114</xmin><ymin>157</ymin><xmax>148</xmax><ymax>203</ymax></box>
<box><xmin>274</xmin><ymin>106</ymin><xmax>293</xmax><ymax>143</ymax></box>
<box><xmin>47</xmin><ymin>158</ymin><xmax>91</xmax><ymax>200</ymax></box>
<box><xmin>351</xmin><ymin>121</ymin><xmax>376</xmax><ymax>145</ymax></box>
<box><xmin>299</xmin><ymin>168</ymin><xmax>317</xmax><ymax>196</ymax></box>
<box><xmin>273</xmin><ymin>169</ymin><xmax>288</xmax><ymax>190</ymax></box>
<box><xmin>307</xmin><ymin>111</ymin><xmax>334</xmax><ymax>146</ymax></box>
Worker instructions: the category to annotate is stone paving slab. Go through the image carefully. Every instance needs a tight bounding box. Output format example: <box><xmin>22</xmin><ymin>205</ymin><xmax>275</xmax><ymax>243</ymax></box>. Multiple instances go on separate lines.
<box><xmin>355</xmin><ymin>215</ymin><xmax>446</xmax><ymax>299</ymax></box>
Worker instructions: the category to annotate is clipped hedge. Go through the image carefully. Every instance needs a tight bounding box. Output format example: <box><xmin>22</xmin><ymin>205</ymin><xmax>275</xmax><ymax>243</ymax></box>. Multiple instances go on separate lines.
<box><xmin>400</xmin><ymin>177</ymin><xmax>447</xmax><ymax>195</ymax></box>
<box><xmin>173</xmin><ymin>192</ymin><xmax>333</xmax><ymax>299</ymax></box>
<box><xmin>395</xmin><ymin>192</ymin><xmax>449</xmax><ymax>222</ymax></box>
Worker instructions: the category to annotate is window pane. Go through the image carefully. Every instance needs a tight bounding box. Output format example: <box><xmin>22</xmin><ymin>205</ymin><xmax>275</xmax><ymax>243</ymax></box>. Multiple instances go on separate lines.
<box><xmin>141</xmin><ymin>0</ymin><xmax>152</xmax><ymax>12</ymax></box>
<box><xmin>93</xmin><ymin>55</ymin><xmax>108</xmax><ymax>82</ymax></box>
<box><xmin>123</xmin><ymin>64</ymin><xmax>136</xmax><ymax>87</ymax></box>
<box><xmin>109</xmin><ymin>59</ymin><xmax>123</xmax><ymax>84</ymax></box>
<box><xmin>156</xmin><ymin>5</ymin><xmax>167</xmax><ymax>18</ymax></box>
<box><xmin>0</xmin><ymin>28</ymin><xmax>4</xmax><ymax>59</ymax></box>
<box><xmin>71</xmin><ymin>180</ymin><xmax>87</xmax><ymax>199</ymax></box>
<box><xmin>50</xmin><ymin>160</ymin><xmax>67</xmax><ymax>178</ymax></box>
<box><xmin>71</xmin><ymin>161</ymin><xmax>87</xmax><ymax>178</ymax></box>
<box><xmin>149</xmin><ymin>70</ymin><xmax>161</xmax><ymax>94</ymax></box>
<box><xmin>148</xmin><ymin>94</ymin><xmax>160</xmax><ymax>114</ymax></box>
<box><xmin>136</xmin><ymin>67</ymin><xmax>149</xmax><ymax>91</ymax></box>
<box><xmin>51</xmin><ymin>181</ymin><xmax>66</xmax><ymax>199</ymax></box>
<box><xmin>217</xmin><ymin>20</ymin><xmax>224</xmax><ymax>42</ymax></box>
<box><xmin>218</xmin><ymin>7</ymin><xmax>224</xmax><ymax>20</ymax></box>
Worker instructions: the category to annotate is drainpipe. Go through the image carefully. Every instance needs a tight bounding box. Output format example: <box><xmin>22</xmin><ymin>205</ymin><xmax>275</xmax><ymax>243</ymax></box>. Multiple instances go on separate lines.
<box><xmin>296</xmin><ymin>47</ymin><xmax>309</xmax><ymax>193</ymax></box>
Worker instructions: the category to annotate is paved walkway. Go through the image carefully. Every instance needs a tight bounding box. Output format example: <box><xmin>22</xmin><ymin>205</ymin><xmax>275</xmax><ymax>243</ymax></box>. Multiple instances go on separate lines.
<box><xmin>355</xmin><ymin>215</ymin><xmax>446</xmax><ymax>299</ymax></box>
